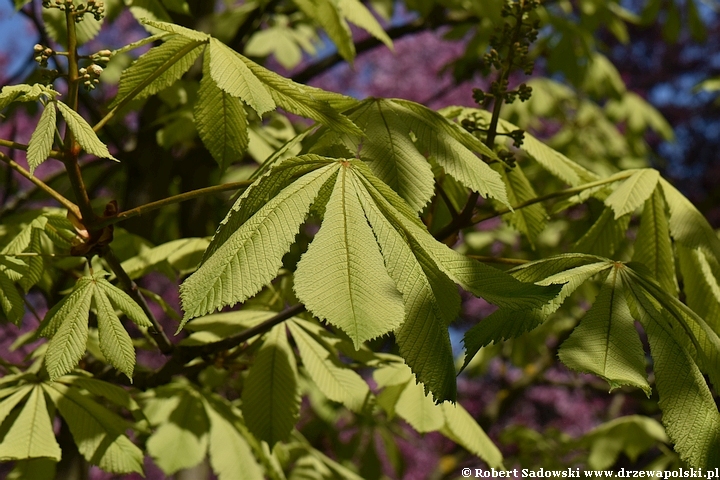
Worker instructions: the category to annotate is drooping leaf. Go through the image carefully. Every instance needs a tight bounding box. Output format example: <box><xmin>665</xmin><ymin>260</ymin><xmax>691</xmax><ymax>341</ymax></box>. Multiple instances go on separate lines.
<box><xmin>633</xmin><ymin>186</ymin><xmax>678</xmax><ymax>296</ymax></box>
<box><xmin>180</xmin><ymin>162</ymin><xmax>338</xmax><ymax>323</ymax></box>
<box><xmin>56</xmin><ymin>102</ymin><xmax>117</xmax><ymax>161</ymax></box>
<box><xmin>111</xmin><ymin>35</ymin><xmax>205</xmax><ymax>107</ymax></box>
<box><xmin>202</xmin><ymin>395</ymin><xmax>264</xmax><ymax>480</ymax></box>
<box><xmin>441</xmin><ymin>402</ymin><xmax>504</xmax><ymax>469</ymax></box>
<box><xmin>395</xmin><ymin>377</ymin><xmax>444</xmax><ymax>433</ymax></box>
<box><xmin>237</xmin><ymin>58</ymin><xmax>361</xmax><ymax>135</ymax></box>
<box><xmin>677</xmin><ymin>246</ymin><xmax>720</xmax><ymax>333</ymax></box>
<box><xmin>337</xmin><ymin>0</ymin><xmax>393</xmax><ymax>49</ymax></box>
<box><xmin>294</xmin><ymin>164</ymin><xmax>405</xmax><ymax>347</ymax></box>
<box><xmin>146</xmin><ymin>389</ymin><xmax>209</xmax><ymax>474</ymax></box>
<box><xmin>195</xmin><ymin>54</ymin><xmax>248</xmax><ymax>171</ymax></box>
<box><xmin>494</xmin><ymin>163</ymin><xmax>547</xmax><ymax>247</ymax></box>
<box><xmin>289</xmin><ymin>320</ymin><xmax>372</xmax><ymax>412</ymax></box>
<box><xmin>43</xmin><ymin>383</ymin><xmax>144</xmax><ymax>474</ymax></box>
<box><xmin>207</xmin><ymin>38</ymin><xmax>275</xmax><ymax>116</ymax></box>
<box><xmin>660</xmin><ymin>178</ymin><xmax>720</xmax><ymax>260</ymax></box>
<box><xmin>559</xmin><ymin>267</ymin><xmax>650</xmax><ymax>394</ymax></box>
<box><xmin>574</xmin><ymin>207</ymin><xmax>631</xmax><ymax>258</ymax></box>
<box><xmin>604</xmin><ymin>169</ymin><xmax>659</xmax><ymax>219</ymax></box>
<box><xmin>26</xmin><ymin>102</ymin><xmax>56</xmax><ymax>174</ymax></box>
<box><xmin>0</xmin><ymin>386</ymin><xmax>61</xmax><ymax>461</ymax></box>
<box><xmin>628</xmin><ymin>288</ymin><xmax>720</xmax><ymax>469</ymax></box>
<box><xmin>583</xmin><ymin>416</ymin><xmax>669</xmax><ymax>470</ymax></box>
<box><xmin>357</xmin><ymin>183</ymin><xmax>458</xmax><ymax>401</ymax></box>
<box><xmin>241</xmin><ymin>324</ymin><xmax>300</xmax><ymax>446</ymax></box>
<box><xmin>93</xmin><ymin>285</ymin><xmax>135</xmax><ymax>380</ymax></box>
<box><xmin>293</xmin><ymin>0</ymin><xmax>355</xmax><ymax>62</ymax></box>
<box><xmin>0</xmin><ymin>268</ymin><xmax>24</xmax><ymax>325</ymax></box>
<box><xmin>44</xmin><ymin>278</ymin><xmax>94</xmax><ymax>381</ymax></box>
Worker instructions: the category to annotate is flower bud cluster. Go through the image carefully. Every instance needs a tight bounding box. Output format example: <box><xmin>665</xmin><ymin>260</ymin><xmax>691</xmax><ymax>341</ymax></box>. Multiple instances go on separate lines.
<box><xmin>79</xmin><ymin>64</ymin><xmax>103</xmax><ymax>90</ymax></box>
<box><xmin>33</xmin><ymin>44</ymin><xmax>54</xmax><ymax>68</ymax></box>
<box><xmin>41</xmin><ymin>0</ymin><xmax>106</xmax><ymax>22</ymax></box>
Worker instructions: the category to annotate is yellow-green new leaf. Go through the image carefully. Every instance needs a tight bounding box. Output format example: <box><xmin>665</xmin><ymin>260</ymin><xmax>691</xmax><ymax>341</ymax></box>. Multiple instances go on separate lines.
<box><xmin>294</xmin><ymin>165</ymin><xmax>405</xmax><ymax>348</ymax></box>
<box><xmin>180</xmin><ymin>163</ymin><xmax>338</xmax><ymax>323</ymax></box>
<box><xmin>45</xmin><ymin>278</ymin><xmax>94</xmax><ymax>381</ymax></box>
<box><xmin>441</xmin><ymin>402</ymin><xmax>503</xmax><ymax>469</ymax></box>
<box><xmin>111</xmin><ymin>35</ymin><xmax>204</xmax><ymax>107</ymax></box>
<box><xmin>56</xmin><ymin>102</ymin><xmax>117</xmax><ymax>161</ymax></box>
<box><xmin>0</xmin><ymin>269</ymin><xmax>24</xmax><ymax>325</ymax></box>
<box><xmin>559</xmin><ymin>267</ymin><xmax>650</xmax><ymax>395</ymax></box>
<box><xmin>337</xmin><ymin>0</ymin><xmax>393</xmax><ymax>49</ymax></box>
<box><xmin>294</xmin><ymin>0</ymin><xmax>355</xmax><ymax>62</ymax></box>
<box><xmin>395</xmin><ymin>376</ymin><xmax>444</xmax><ymax>433</ymax></box>
<box><xmin>141</xmin><ymin>19</ymin><xmax>209</xmax><ymax>41</ymax></box>
<box><xmin>27</xmin><ymin>102</ymin><xmax>56</xmax><ymax>174</ymax></box>
<box><xmin>93</xmin><ymin>287</ymin><xmax>135</xmax><ymax>380</ymax></box>
<box><xmin>202</xmin><ymin>397</ymin><xmax>264</xmax><ymax>480</ymax></box>
<box><xmin>605</xmin><ymin>169</ymin><xmax>659</xmax><ymax>219</ymax></box>
<box><xmin>574</xmin><ymin>207</ymin><xmax>631</xmax><ymax>258</ymax></box>
<box><xmin>0</xmin><ymin>386</ymin><xmax>61</xmax><ymax>461</ymax></box>
<box><xmin>43</xmin><ymin>383</ymin><xmax>144</xmax><ymax>474</ymax></box>
<box><xmin>289</xmin><ymin>321</ymin><xmax>371</xmax><ymax>412</ymax></box>
<box><xmin>95</xmin><ymin>278</ymin><xmax>152</xmax><ymax>328</ymax></box>
<box><xmin>633</xmin><ymin>186</ymin><xmax>678</xmax><ymax>296</ymax></box>
<box><xmin>678</xmin><ymin>246</ymin><xmax>720</xmax><ymax>333</ymax></box>
<box><xmin>195</xmin><ymin>55</ymin><xmax>248</xmax><ymax>171</ymax></box>
<box><xmin>495</xmin><ymin>163</ymin><xmax>547</xmax><ymax>247</ymax></box>
<box><xmin>241</xmin><ymin>324</ymin><xmax>300</xmax><ymax>446</ymax></box>
<box><xmin>208</xmin><ymin>38</ymin><xmax>275</xmax><ymax>116</ymax></box>
<box><xmin>660</xmin><ymin>178</ymin><xmax>720</xmax><ymax>260</ymax></box>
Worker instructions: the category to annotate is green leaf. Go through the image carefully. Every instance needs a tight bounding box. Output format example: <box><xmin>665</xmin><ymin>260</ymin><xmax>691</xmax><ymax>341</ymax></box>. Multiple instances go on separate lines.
<box><xmin>237</xmin><ymin>58</ymin><xmax>361</xmax><ymax>135</ymax></box>
<box><xmin>202</xmin><ymin>396</ymin><xmax>264</xmax><ymax>480</ymax></box>
<box><xmin>462</xmin><ymin>259</ymin><xmax>612</xmax><ymax>368</ymax></box>
<box><xmin>43</xmin><ymin>383</ymin><xmax>144</xmax><ymax>474</ymax></box>
<box><xmin>660</xmin><ymin>178</ymin><xmax>720</xmax><ymax>260</ymax></box>
<box><xmin>95</xmin><ymin>278</ymin><xmax>152</xmax><ymax>328</ymax></box>
<box><xmin>294</xmin><ymin>165</ymin><xmax>405</xmax><ymax>347</ymax></box>
<box><xmin>120</xmin><ymin>237</ymin><xmax>210</xmax><ymax>279</ymax></box>
<box><xmin>294</xmin><ymin>0</ymin><xmax>355</xmax><ymax>62</ymax></box>
<box><xmin>180</xmin><ymin>162</ymin><xmax>338</xmax><ymax>322</ymax></box>
<box><xmin>559</xmin><ymin>267</ymin><xmax>650</xmax><ymax>395</ymax></box>
<box><xmin>337</xmin><ymin>0</ymin><xmax>393</xmax><ymax>49</ymax></box>
<box><xmin>583</xmin><ymin>416</ymin><xmax>668</xmax><ymax>470</ymax></box>
<box><xmin>356</xmin><ymin>183</ymin><xmax>458</xmax><ymax>401</ymax></box>
<box><xmin>495</xmin><ymin>163</ymin><xmax>547</xmax><ymax>247</ymax></box>
<box><xmin>141</xmin><ymin>19</ymin><xmax>209</xmax><ymax>41</ymax></box>
<box><xmin>604</xmin><ymin>169</ymin><xmax>659</xmax><ymax>219</ymax></box>
<box><xmin>241</xmin><ymin>324</ymin><xmax>300</xmax><ymax>446</ymax></box>
<box><xmin>633</xmin><ymin>186</ymin><xmax>678</xmax><ymax>296</ymax></box>
<box><xmin>342</xmin><ymin>99</ymin><xmax>436</xmax><ymax>212</ymax></box>
<box><xmin>181</xmin><ymin>310</ymin><xmax>276</xmax><ymax>345</ymax></box>
<box><xmin>195</xmin><ymin>54</ymin><xmax>248</xmax><ymax>171</ymax></box>
<box><xmin>207</xmin><ymin>38</ymin><xmax>275</xmax><ymax>116</ymax></box>
<box><xmin>44</xmin><ymin>278</ymin><xmax>94</xmax><ymax>381</ymax></box>
<box><xmin>0</xmin><ymin>268</ymin><xmax>24</xmax><ymax>325</ymax></box>
<box><xmin>93</xmin><ymin>286</ymin><xmax>135</xmax><ymax>380</ymax></box>
<box><xmin>392</xmin><ymin>100</ymin><xmax>509</xmax><ymax>207</ymax></box>
<box><xmin>395</xmin><ymin>376</ymin><xmax>444</xmax><ymax>433</ymax></box>
<box><xmin>26</xmin><ymin>102</ymin><xmax>56</xmax><ymax>174</ymax></box>
<box><xmin>56</xmin><ymin>102</ymin><xmax>117</xmax><ymax>161</ymax></box>
<box><xmin>146</xmin><ymin>390</ymin><xmax>209</xmax><ymax>474</ymax></box>
<box><xmin>111</xmin><ymin>35</ymin><xmax>204</xmax><ymax>107</ymax></box>
<box><xmin>628</xmin><ymin>289</ymin><xmax>720</xmax><ymax>469</ymax></box>
<box><xmin>0</xmin><ymin>386</ymin><xmax>61</xmax><ymax>461</ymax></box>
<box><xmin>126</xmin><ymin>0</ymin><xmax>173</xmax><ymax>28</ymax></box>
<box><xmin>441</xmin><ymin>402</ymin><xmax>503</xmax><ymax>469</ymax></box>
<box><xmin>356</xmin><ymin>163</ymin><xmax>562</xmax><ymax>310</ymax></box>
<box><xmin>0</xmin><ymin>386</ymin><xmax>33</xmax><ymax>427</ymax></box>
<box><xmin>677</xmin><ymin>246</ymin><xmax>720</xmax><ymax>333</ymax></box>
<box><xmin>574</xmin><ymin>207</ymin><xmax>631</xmax><ymax>258</ymax></box>
<box><xmin>289</xmin><ymin>320</ymin><xmax>372</xmax><ymax>412</ymax></box>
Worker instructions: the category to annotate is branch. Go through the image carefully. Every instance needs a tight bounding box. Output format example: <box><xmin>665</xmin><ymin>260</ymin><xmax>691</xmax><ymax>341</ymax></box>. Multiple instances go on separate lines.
<box><xmin>0</xmin><ymin>152</ymin><xmax>81</xmax><ymax>218</ymax></box>
<box><xmin>0</xmin><ymin>138</ymin><xmax>64</xmax><ymax>160</ymax></box>
<box><xmin>101</xmin><ymin>247</ymin><xmax>174</xmax><ymax>354</ymax></box>
<box><xmin>93</xmin><ymin>180</ymin><xmax>254</xmax><ymax>228</ymax></box>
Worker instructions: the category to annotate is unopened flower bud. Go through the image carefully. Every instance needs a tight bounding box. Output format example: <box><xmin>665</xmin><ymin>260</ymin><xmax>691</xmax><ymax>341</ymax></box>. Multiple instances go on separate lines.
<box><xmin>89</xmin><ymin>64</ymin><xmax>103</xmax><ymax>76</ymax></box>
<box><xmin>34</xmin><ymin>44</ymin><xmax>44</xmax><ymax>52</ymax></box>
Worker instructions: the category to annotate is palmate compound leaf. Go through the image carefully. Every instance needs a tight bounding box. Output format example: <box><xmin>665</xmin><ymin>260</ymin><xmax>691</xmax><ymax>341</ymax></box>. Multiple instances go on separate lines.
<box><xmin>0</xmin><ymin>386</ymin><xmax>61</xmax><ymax>461</ymax></box>
<box><xmin>625</xmin><ymin>281</ymin><xmax>720</xmax><ymax>469</ymax></box>
<box><xmin>43</xmin><ymin>275</ymin><xmax>150</xmax><ymax>381</ymax></box>
<box><xmin>42</xmin><ymin>382</ymin><xmax>144</xmax><ymax>474</ymax></box>
<box><xmin>462</xmin><ymin>255</ymin><xmax>613</xmax><ymax>370</ymax></box>
<box><xmin>288</xmin><ymin>320</ymin><xmax>372</xmax><ymax>412</ymax></box>
<box><xmin>632</xmin><ymin>186</ymin><xmax>678</xmax><ymax>296</ymax></box>
<box><xmin>558</xmin><ymin>266</ymin><xmax>651</xmax><ymax>395</ymax></box>
<box><xmin>56</xmin><ymin>102</ymin><xmax>117</xmax><ymax>161</ymax></box>
<box><xmin>241</xmin><ymin>323</ymin><xmax>300</xmax><ymax>446</ymax></box>
<box><xmin>179</xmin><ymin>159</ymin><xmax>340</xmax><ymax>324</ymax></box>
<box><xmin>110</xmin><ymin>34</ymin><xmax>205</xmax><ymax>108</ymax></box>
<box><xmin>294</xmin><ymin>164</ymin><xmax>406</xmax><ymax>348</ymax></box>
<box><xmin>195</xmin><ymin>53</ymin><xmax>248</xmax><ymax>171</ymax></box>
<box><xmin>26</xmin><ymin>101</ymin><xmax>56</xmax><ymax>174</ymax></box>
